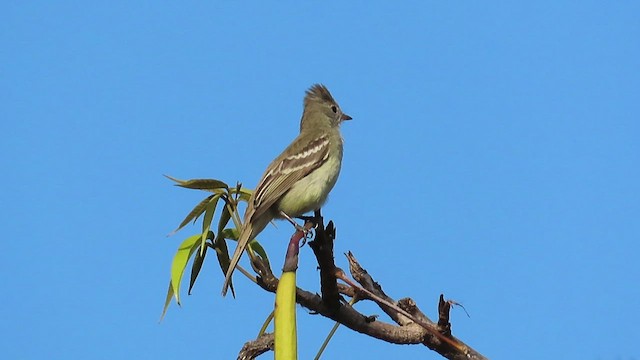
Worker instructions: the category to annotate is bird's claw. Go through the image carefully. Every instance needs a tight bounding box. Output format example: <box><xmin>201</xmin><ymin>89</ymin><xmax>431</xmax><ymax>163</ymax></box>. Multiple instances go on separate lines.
<box><xmin>295</xmin><ymin>225</ymin><xmax>313</xmax><ymax>247</ymax></box>
<box><xmin>281</xmin><ymin>211</ymin><xmax>315</xmax><ymax>247</ymax></box>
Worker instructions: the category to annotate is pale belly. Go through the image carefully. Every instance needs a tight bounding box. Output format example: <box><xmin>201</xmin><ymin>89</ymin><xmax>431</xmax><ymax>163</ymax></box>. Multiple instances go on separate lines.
<box><xmin>276</xmin><ymin>152</ymin><xmax>342</xmax><ymax>217</ymax></box>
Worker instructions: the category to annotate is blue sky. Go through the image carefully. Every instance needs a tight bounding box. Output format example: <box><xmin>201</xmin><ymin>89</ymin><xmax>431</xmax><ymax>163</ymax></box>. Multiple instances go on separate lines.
<box><xmin>2</xmin><ymin>2</ymin><xmax>639</xmax><ymax>359</ymax></box>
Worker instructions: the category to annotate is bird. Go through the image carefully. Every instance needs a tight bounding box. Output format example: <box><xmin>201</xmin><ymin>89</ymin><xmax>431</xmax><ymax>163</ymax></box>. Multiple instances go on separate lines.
<box><xmin>222</xmin><ymin>84</ymin><xmax>351</xmax><ymax>296</ymax></box>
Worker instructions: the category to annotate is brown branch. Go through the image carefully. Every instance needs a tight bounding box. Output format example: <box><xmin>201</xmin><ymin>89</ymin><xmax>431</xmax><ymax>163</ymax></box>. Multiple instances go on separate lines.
<box><xmin>247</xmin><ymin>215</ymin><xmax>488</xmax><ymax>360</ymax></box>
<box><xmin>438</xmin><ymin>294</ymin><xmax>453</xmax><ymax>337</ymax></box>
<box><xmin>237</xmin><ymin>333</ymin><xmax>274</xmax><ymax>360</ymax></box>
<box><xmin>346</xmin><ymin>251</ymin><xmax>412</xmax><ymax>326</ymax></box>
<box><xmin>307</xmin><ymin>209</ymin><xmax>341</xmax><ymax>310</ymax></box>
<box><xmin>344</xmin><ymin>253</ymin><xmax>486</xmax><ymax>359</ymax></box>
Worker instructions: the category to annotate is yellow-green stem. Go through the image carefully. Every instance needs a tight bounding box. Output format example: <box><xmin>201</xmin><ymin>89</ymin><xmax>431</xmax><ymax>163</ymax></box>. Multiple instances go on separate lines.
<box><xmin>274</xmin><ymin>271</ymin><xmax>297</xmax><ymax>360</ymax></box>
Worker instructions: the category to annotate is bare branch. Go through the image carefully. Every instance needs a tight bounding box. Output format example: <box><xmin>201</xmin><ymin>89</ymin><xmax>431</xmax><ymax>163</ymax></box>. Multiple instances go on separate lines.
<box><xmin>237</xmin><ymin>333</ymin><xmax>274</xmax><ymax>360</ymax></box>
<box><xmin>246</xmin><ymin>213</ymin><xmax>488</xmax><ymax>360</ymax></box>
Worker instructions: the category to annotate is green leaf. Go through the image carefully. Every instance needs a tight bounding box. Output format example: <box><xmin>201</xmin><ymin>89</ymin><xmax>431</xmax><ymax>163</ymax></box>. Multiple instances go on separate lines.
<box><xmin>230</xmin><ymin>187</ymin><xmax>253</xmax><ymax>203</ymax></box>
<box><xmin>214</xmin><ymin>204</ymin><xmax>234</xmax><ymax>294</ymax></box>
<box><xmin>160</xmin><ymin>281</ymin><xmax>174</xmax><ymax>322</ymax></box>
<box><xmin>220</xmin><ymin>227</ymin><xmax>239</xmax><ymax>240</ymax></box>
<box><xmin>214</xmin><ymin>233</ymin><xmax>231</xmax><ymax>271</ymax></box>
<box><xmin>214</xmin><ymin>233</ymin><xmax>233</xmax><ymax>296</ymax></box>
<box><xmin>189</xmin><ymin>239</ymin><xmax>209</xmax><ymax>295</ymax></box>
<box><xmin>249</xmin><ymin>240</ymin><xmax>270</xmax><ymax>268</ymax></box>
<box><xmin>219</xmin><ymin>227</ymin><xmax>270</xmax><ymax>270</ymax></box>
<box><xmin>218</xmin><ymin>202</ymin><xmax>232</xmax><ymax>234</ymax></box>
<box><xmin>165</xmin><ymin>175</ymin><xmax>228</xmax><ymax>191</ymax></box>
<box><xmin>215</xmin><ymin>204</ymin><xmax>232</xmax><ymax>260</ymax></box>
<box><xmin>170</xmin><ymin>234</ymin><xmax>201</xmax><ymax>306</ymax></box>
<box><xmin>169</xmin><ymin>194</ymin><xmax>217</xmax><ymax>235</ymax></box>
<box><xmin>200</xmin><ymin>196</ymin><xmax>219</xmax><ymax>255</ymax></box>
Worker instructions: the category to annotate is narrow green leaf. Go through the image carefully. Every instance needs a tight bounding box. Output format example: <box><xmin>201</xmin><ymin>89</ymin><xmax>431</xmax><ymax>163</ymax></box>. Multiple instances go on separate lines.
<box><xmin>200</xmin><ymin>196</ymin><xmax>219</xmax><ymax>255</ymax></box>
<box><xmin>230</xmin><ymin>187</ymin><xmax>253</xmax><ymax>203</ymax></box>
<box><xmin>214</xmin><ymin>233</ymin><xmax>231</xmax><ymax>270</ymax></box>
<box><xmin>170</xmin><ymin>234</ymin><xmax>201</xmax><ymax>305</ymax></box>
<box><xmin>164</xmin><ymin>174</ymin><xmax>184</xmax><ymax>184</ymax></box>
<box><xmin>249</xmin><ymin>240</ymin><xmax>270</xmax><ymax>268</ymax></box>
<box><xmin>217</xmin><ymin>202</ymin><xmax>232</xmax><ymax>238</ymax></box>
<box><xmin>214</xmin><ymin>232</ymin><xmax>233</xmax><ymax>296</ymax></box>
<box><xmin>221</xmin><ymin>227</ymin><xmax>239</xmax><ymax>241</ymax></box>
<box><xmin>219</xmin><ymin>227</ymin><xmax>270</xmax><ymax>270</ymax></box>
<box><xmin>188</xmin><ymin>240</ymin><xmax>209</xmax><ymax>295</ymax></box>
<box><xmin>165</xmin><ymin>175</ymin><xmax>229</xmax><ymax>191</ymax></box>
<box><xmin>215</xmin><ymin>203</ymin><xmax>234</xmax><ymax>294</ymax></box>
<box><xmin>169</xmin><ymin>194</ymin><xmax>216</xmax><ymax>235</ymax></box>
<box><xmin>160</xmin><ymin>281</ymin><xmax>174</xmax><ymax>322</ymax></box>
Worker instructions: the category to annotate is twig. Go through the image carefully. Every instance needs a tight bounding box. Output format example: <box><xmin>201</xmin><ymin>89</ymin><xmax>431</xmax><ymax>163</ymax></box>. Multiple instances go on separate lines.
<box><xmin>237</xmin><ymin>333</ymin><xmax>274</xmax><ymax>360</ymax></box>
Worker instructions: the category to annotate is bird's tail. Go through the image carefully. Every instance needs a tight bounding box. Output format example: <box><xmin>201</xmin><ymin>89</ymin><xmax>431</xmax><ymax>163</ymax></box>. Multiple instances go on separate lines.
<box><xmin>221</xmin><ymin>221</ymin><xmax>252</xmax><ymax>297</ymax></box>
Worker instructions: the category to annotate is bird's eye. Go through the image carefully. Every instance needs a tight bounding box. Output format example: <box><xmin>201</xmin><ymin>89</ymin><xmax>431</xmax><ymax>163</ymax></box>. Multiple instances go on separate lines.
<box><xmin>331</xmin><ymin>105</ymin><xmax>338</xmax><ymax>113</ymax></box>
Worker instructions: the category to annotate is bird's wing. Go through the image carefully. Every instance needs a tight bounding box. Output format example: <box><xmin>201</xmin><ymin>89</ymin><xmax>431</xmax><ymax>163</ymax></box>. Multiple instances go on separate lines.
<box><xmin>250</xmin><ymin>132</ymin><xmax>330</xmax><ymax>219</ymax></box>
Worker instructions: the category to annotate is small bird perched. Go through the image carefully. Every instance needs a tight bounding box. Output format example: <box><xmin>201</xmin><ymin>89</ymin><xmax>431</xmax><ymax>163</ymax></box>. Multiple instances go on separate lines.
<box><xmin>222</xmin><ymin>84</ymin><xmax>351</xmax><ymax>296</ymax></box>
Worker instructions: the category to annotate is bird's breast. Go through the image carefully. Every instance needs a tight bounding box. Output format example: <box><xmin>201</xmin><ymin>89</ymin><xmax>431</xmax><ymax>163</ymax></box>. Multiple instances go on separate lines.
<box><xmin>276</xmin><ymin>144</ymin><xmax>343</xmax><ymax>217</ymax></box>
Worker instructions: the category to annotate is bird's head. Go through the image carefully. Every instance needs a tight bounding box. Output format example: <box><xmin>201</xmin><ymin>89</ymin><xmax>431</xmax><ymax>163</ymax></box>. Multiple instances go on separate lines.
<box><xmin>301</xmin><ymin>84</ymin><xmax>351</xmax><ymax>131</ymax></box>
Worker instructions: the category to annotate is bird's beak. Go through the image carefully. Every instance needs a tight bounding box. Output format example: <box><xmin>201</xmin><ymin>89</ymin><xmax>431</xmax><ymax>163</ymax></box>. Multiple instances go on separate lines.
<box><xmin>341</xmin><ymin>113</ymin><xmax>352</xmax><ymax>121</ymax></box>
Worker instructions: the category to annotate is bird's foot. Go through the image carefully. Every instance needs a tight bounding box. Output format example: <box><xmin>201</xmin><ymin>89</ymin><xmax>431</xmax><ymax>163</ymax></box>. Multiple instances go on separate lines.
<box><xmin>281</xmin><ymin>211</ymin><xmax>314</xmax><ymax>246</ymax></box>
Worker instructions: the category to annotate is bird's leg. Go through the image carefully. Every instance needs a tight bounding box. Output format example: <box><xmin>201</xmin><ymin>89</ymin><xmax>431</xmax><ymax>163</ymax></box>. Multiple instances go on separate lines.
<box><xmin>280</xmin><ymin>211</ymin><xmax>304</xmax><ymax>230</ymax></box>
<box><xmin>280</xmin><ymin>211</ymin><xmax>312</xmax><ymax>246</ymax></box>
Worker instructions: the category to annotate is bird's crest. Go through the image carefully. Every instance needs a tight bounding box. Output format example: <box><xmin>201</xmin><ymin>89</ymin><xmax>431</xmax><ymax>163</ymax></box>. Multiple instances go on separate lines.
<box><xmin>304</xmin><ymin>84</ymin><xmax>336</xmax><ymax>105</ymax></box>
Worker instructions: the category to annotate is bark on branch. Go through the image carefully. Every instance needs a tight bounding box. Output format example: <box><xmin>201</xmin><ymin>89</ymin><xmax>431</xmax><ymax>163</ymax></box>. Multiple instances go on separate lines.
<box><xmin>244</xmin><ymin>211</ymin><xmax>488</xmax><ymax>360</ymax></box>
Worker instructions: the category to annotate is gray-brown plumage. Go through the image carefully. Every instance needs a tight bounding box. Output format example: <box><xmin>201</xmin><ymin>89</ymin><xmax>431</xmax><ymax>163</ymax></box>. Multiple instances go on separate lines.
<box><xmin>222</xmin><ymin>84</ymin><xmax>351</xmax><ymax>296</ymax></box>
